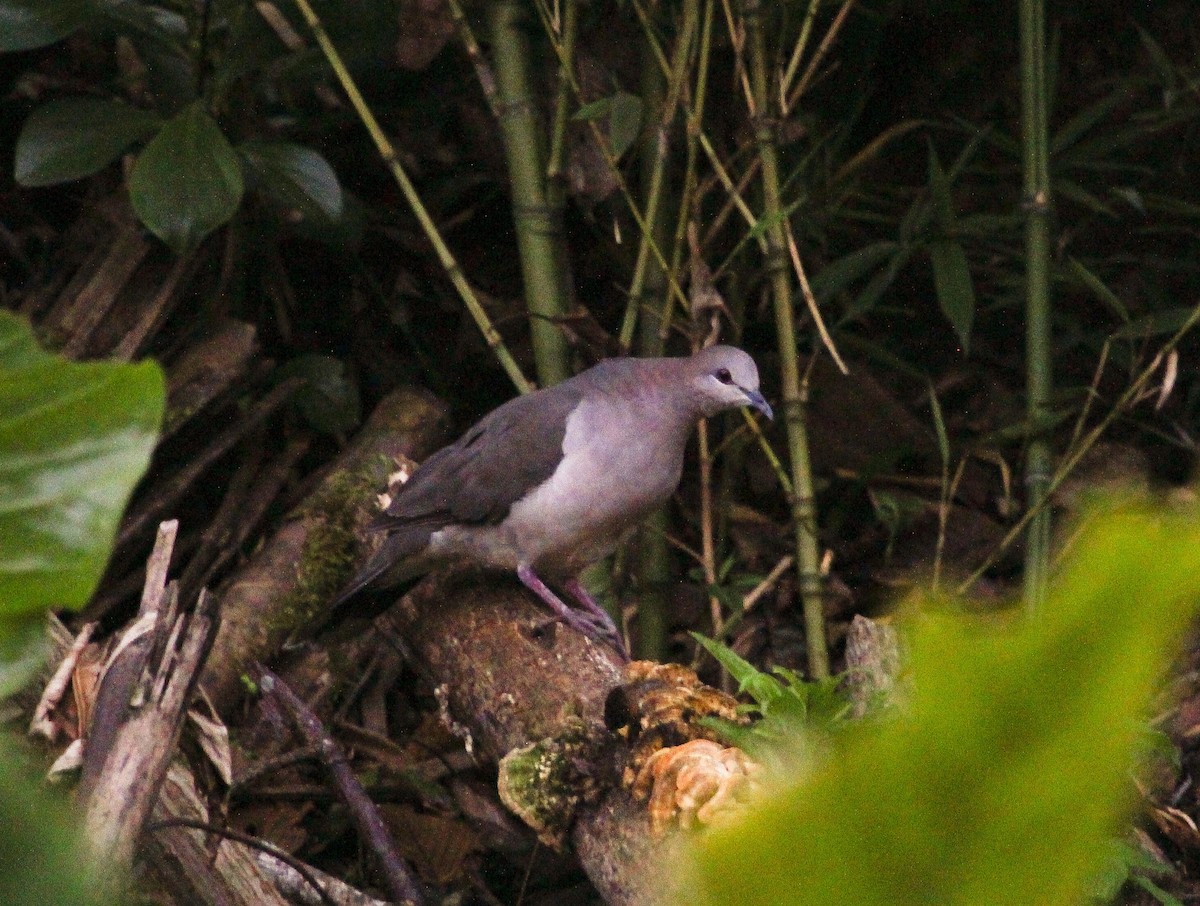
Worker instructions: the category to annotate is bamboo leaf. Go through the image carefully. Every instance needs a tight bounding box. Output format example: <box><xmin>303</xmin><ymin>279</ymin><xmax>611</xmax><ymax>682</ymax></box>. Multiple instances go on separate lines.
<box><xmin>927</xmin><ymin>239</ymin><xmax>976</xmax><ymax>353</ymax></box>
<box><xmin>1064</xmin><ymin>256</ymin><xmax>1129</xmax><ymax>323</ymax></box>
<box><xmin>927</xmin><ymin>141</ymin><xmax>955</xmax><ymax>232</ymax></box>
<box><xmin>607</xmin><ymin>91</ymin><xmax>645</xmax><ymax>160</ymax></box>
<box><xmin>811</xmin><ymin>241</ymin><xmax>899</xmax><ymax>301</ymax></box>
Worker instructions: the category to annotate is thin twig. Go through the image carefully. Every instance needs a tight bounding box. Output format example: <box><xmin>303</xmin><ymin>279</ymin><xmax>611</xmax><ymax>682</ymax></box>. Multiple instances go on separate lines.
<box><xmin>253</xmin><ymin>664</ymin><xmax>427</xmax><ymax>906</ymax></box>
<box><xmin>149</xmin><ymin>818</ymin><xmax>339</xmax><ymax>906</ymax></box>
<box><xmin>289</xmin><ymin>0</ymin><xmax>532</xmax><ymax>395</ymax></box>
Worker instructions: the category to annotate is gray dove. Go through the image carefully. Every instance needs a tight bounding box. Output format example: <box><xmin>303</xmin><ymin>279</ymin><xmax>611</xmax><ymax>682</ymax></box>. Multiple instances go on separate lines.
<box><xmin>330</xmin><ymin>345</ymin><xmax>773</xmax><ymax>655</ymax></box>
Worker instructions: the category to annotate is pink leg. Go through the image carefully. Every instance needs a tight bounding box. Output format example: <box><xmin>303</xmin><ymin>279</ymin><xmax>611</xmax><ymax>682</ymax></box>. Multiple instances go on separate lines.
<box><xmin>563</xmin><ymin>578</ymin><xmax>627</xmax><ymax>659</ymax></box>
<box><xmin>516</xmin><ymin>565</ymin><xmax>626</xmax><ymax>658</ymax></box>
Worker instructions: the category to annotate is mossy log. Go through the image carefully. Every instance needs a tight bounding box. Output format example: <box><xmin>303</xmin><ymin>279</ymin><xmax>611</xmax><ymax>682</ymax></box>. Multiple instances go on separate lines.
<box><xmin>201</xmin><ymin>387</ymin><xmax>449</xmax><ymax>711</ymax></box>
<box><xmin>367</xmin><ymin>571</ymin><xmax>664</xmax><ymax>906</ymax></box>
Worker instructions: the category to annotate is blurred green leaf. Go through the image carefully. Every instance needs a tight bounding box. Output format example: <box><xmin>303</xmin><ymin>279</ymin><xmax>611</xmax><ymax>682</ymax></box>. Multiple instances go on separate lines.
<box><xmin>1064</xmin><ymin>257</ymin><xmax>1129</xmax><ymax>323</ymax></box>
<box><xmin>686</xmin><ymin>506</ymin><xmax>1200</xmax><ymax>906</ymax></box>
<box><xmin>129</xmin><ymin>102</ymin><xmax>243</xmax><ymax>253</ymax></box>
<box><xmin>927</xmin><ymin>238</ymin><xmax>975</xmax><ymax>352</ymax></box>
<box><xmin>239</xmin><ymin>140</ymin><xmax>344</xmax><ymax>225</ymax></box>
<box><xmin>607</xmin><ymin>91</ymin><xmax>644</xmax><ymax>160</ymax></box>
<box><xmin>573</xmin><ymin>91</ymin><xmax>644</xmax><ymax>160</ymax></box>
<box><xmin>1090</xmin><ymin>838</ymin><xmax>1180</xmax><ymax>905</ymax></box>
<box><xmin>0</xmin><ymin>312</ymin><xmax>164</xmax><ymax>620</ymax></box>
<box><xmin>0</xmin><ymin>0</ymin><xmax>88</xmax><ymax>52</ymax></box>
<box><xmin>811</xmin><ymin>241</ymin><xmax>900</xmax><ymax>302</ymax></box>
<box><xmin>277</xmin><ymin>354</ymin><xmax>360</xmax><ymax>436</ymax></box>
<box><xmin>14</xmin><ymin>98</ymin><xmax>161</xmax><ymax>187</ymax></box>
<box><xmin>0</xmin><ymin>738</ymin><xmax>104</xmax><ymax>905</ymax></box>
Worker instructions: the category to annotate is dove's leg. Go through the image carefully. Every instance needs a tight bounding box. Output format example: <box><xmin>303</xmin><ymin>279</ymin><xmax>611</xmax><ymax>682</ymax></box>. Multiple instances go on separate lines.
<box><xmin>516</xmin><ymin>565</ymin><xmax>627</xmax><ymax>660</ymax></box>
<box><xmin>563</xmin><ymin>577</ymin><xmax>626</xmax><ymax>657</ymax></box>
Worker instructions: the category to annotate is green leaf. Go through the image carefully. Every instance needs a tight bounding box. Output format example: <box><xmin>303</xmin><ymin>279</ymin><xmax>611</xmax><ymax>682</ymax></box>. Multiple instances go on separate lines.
<box><xmin>811</xmin><ymin>241</ymin><xmax>900</xmax><ymax>301</ymax></box>
<box><xmin>239</xmin><ymin>140</ymin><xmax>344</xmax><ymax>225</ymax></box>
<box><xmin>927</xmin><ymin>141</ymin><xmax>955</xmax><ymax>232</ymax></box>
<box><xmin>927</xmin><ymin>239</ymin><xmax>975</xmax><ymax>353</ymax></box>
<box><xmin>571</xmin><ymin>96</ymin><xmax>613</xmax><ymax>121</ymax></box>
<box><xmin>14</xmin><ymin>98</ymin><xmax>161</xmax><ymax>187</ymax></box>
<box><xmin>1113</xmin><ymin>306</ymin><xmax>1199</xmax><ymax>340</ymax></box>
<box><xmin>607</xmin><ymin>91</ymin><xmax>644</xmax><ymax>161</ymax></box>
<box><xmin>572</xmin><ymin>92</ymin><xmax>644</xmax><ymax>160</ymax></box>
<box><xmin>129</xmin><ymin>102</ymin><xmax>243</xmax><ymax>253</ymax></box>
<box><xmin>0</xmin><ymin>738</ymin><xmax>106</xmax><ymax>905</ymax></box>
<box><xmin>691</xmin><ymin>633</ymin><xmax>782</xmax><ymax>709</ymax></box>
<box><xmin>276</xmin><ymin>354</ymin><xmax>360</xmax><ymax>436</ymax></box>
<box><xmin>1064</xmin><ymin>257</ymin><xmax>1129</xmax><ymax>323</ymax></box>
<box><xmin>685</xmin><ymin>505</ymin><xmax>1200</xmax><ymax>906</ymax></box>
<box><xmin>0</xmin><ymin>312</ymin><xmax>164</xmax><ymax>619</ymax></box>
<box><xmin>0</xmin><ymin>0</ymin><xmax>88</xmax><ymax>52</ymax></box>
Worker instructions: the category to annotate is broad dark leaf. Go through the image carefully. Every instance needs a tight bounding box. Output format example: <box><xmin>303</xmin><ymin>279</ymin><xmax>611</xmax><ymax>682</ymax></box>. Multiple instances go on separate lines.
<box><xmin>129</xmin><ymin>102</ymin><xmax>243</xmax><ymax>253</ymax></box>
<box><xmin>14</xmin><ymin>98</ymin><xmax>161</xmax><ymax>187</ymax></box>
<box><xmin>0</xmin><ymin>0</ymin><xmax>88</xmax><ymax>52</ymax></box>
<box><xmin>277</xmin><ymin>354</ymin><xmax>361</xmax><ymax>436</ymax></box>
<box><xmin>240</xmin><ymin>140</ymin><xmax>344</xmax><ymax>225</ymax></box>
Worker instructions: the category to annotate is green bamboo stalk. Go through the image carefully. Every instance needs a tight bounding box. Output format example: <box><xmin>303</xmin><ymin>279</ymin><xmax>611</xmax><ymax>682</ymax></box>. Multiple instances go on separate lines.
<box><xmin>620</xmin><ymin>0</ymin><xmax>697</xmax><ymax>350</ymax></box>
<box><xmin>289</xmin><ymin>0</ymin><xmax>532</xmax><ymax>395</ymax></box>
<box><xmin>1019</xmin><ymin>0</ymin><xmax>1053</xmax><ymax>610</ymax></box>
<box><xmin>743</xmin><ymin>0</ymin><xmax>829</xmax><ymax>679</ymax></box>
<box><xmin>545</xmin><ymin>0</ymin><xmax>578</xmax><ymax>212</ymax></box>
<box><xmin>631</xmin><ymin>0</ymin><xmax>766</xmax><ymax>258</ymax></box>
<box><xmin>657</xmin><ymin>0</ymin><xmax>716</xmax><ymax>345</ymax></box>
<box><xmin>532</xmin><ymin>0</ymin><xmax>692</xmax><ymax>320</ymax></box>
<box><xmin>956</xmin><ymin>300</ymin><xmax>1200</xmax><ymax>596</ymax></box>
<box><xmin>487</xmin><ymin>0</ymin><xmax>572</xmax><ymax>387</ymax></box>
<box><xmin>631</xmin><ymin>12</ymin><xmax>675</xmax><ymax>661</ymax></box>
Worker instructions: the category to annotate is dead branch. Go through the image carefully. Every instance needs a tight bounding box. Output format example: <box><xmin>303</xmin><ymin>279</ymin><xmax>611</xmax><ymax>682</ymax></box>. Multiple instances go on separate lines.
<box><xmin>253</xmin><ymin>664</ymin><xmax>427</xmax><ymax>906</ymax></box>
<box><xmin>83</xmin><ymin>590</ymin><xmax>221</xmax><ymax>899</ymax></box>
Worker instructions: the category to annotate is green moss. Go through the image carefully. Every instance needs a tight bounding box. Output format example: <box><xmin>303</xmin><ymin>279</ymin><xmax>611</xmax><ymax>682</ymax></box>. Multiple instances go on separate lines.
<box><xmin>270</xmin><ymin>454</ymin><xmax>393</xmax><ymax>631</ymax></box>
<box><xmin>497</xmin><ymin>718</ymin><xmax>599</xmax><ymax>848</ymax></box>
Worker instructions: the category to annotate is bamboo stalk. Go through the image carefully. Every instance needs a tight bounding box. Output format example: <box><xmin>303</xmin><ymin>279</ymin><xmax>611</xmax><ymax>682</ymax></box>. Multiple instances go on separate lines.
<box><xmin>620</xmin><ymin>0</ymin><xmax>697</xmax><ymax>349</ymax></box>
<box><xmin>289</xmin><ymin>0</ymin><xmax>532</xmax><ymax>394</ymax></box>
<box><xmin>545</xmin><ymin>0</ymin><xmax>579</xmax><ymax>211</ymax></box>
<box><xmin>743</xmin><ymin>0</ymin><xmax>829</xmax><ymax>678</ymax></box>
<box><xmin>957</xmin><ymin>300</ymin><xmax>1200</xmax><ymax>595</ymax></box>
<box><xmin>487</xmin><ymin>0</ymin><xmax>572</xmax><ymax>387</ymax></box>
<box><xmin>1019</xmin><ymin>0</ymin><xmax>1053</xmax><ymax>609</ymax></box>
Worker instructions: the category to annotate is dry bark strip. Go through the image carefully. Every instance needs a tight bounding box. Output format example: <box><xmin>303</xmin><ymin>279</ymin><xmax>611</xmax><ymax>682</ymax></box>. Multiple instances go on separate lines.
<box><xmin>201</xmin><ymin>386</ymin><xmax>450</xmax><ymax>711</ymax></box>
<box><xmin>78</xmin><ymin>520</ymin><xmax>179</xmax><ymax>799</ymax></box>
<box><xmin>83</xmin><ymin>590</ymin><xmax>221</xmax><ymax>899</ymax></box>
<box><xmin>367</xmin><ymin>571</ymin><xmax>661</xmax><ymax>906</ymax></box>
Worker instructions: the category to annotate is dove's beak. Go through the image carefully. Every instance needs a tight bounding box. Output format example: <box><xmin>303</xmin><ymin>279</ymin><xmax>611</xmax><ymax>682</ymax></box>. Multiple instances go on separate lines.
<box><xmin>744</xmin><ymin>389</ymin><xmax>774</xmax><ymax>421</ymax></box>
